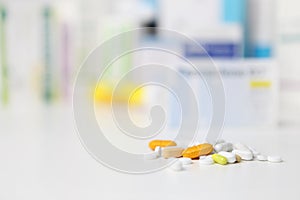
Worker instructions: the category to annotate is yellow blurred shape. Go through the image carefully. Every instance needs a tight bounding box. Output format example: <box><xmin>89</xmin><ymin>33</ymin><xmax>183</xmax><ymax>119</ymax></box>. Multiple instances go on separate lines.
<box><xmin>94</xmin><ymin>81</ymin><xmax>144</xmax><ymax>105</ymax></box>
<box><xmin>250</xmin><ymin>80</ymin><xmax>272</xmax><ymax>88</ymax></box>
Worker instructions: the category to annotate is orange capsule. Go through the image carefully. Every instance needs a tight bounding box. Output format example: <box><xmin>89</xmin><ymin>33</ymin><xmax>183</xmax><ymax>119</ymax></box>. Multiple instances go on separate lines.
<box><xmin>182</xmin><ymin>143</ymin><xmax>213</xmax><ymax>159</ymax></box>
<box><xmin>149</xmin><ymin>140</ymin><xmax>177</xmax><ymax>151</ymax></box>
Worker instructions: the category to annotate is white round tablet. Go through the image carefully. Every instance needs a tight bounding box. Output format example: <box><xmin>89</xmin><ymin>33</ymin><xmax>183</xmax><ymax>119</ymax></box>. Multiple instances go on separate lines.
<box><xmin>170</xmin><ymin>161</ymin><xmax>183</xmax><ymax>171</ymax></box>
<box><xmin>199</xmin><ymin>157</ymin><xmax>214</xmax><ymax>165</ymax></box>
<box><xmin>268</xmin><ymin>156</ymin><xmax>282</xmax><ymax>163</ymax></box>
<box><xmin>256</xmin><ymin>154</ymin><xmax>267</xmax><ymax>161</ymax></box>
<box><xmin>214</xmin><ymin>143</ymin><xmax>223</xmax><ymax>152</ymax></box>
<box><xmin>199</xmin><ymin>156</ymin><xmax>207</xmax><ymax>160</ymax></box>
<box><xmin>179</xmin><ymin>157</ymin><xmax>193</xmax><ymax>165</ymax></box>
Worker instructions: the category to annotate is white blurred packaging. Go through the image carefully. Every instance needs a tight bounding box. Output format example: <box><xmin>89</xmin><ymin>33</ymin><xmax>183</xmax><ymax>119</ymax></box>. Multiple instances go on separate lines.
<box><xmin>159</xmin><ymin>0</ymin><xmax>243</xmax><ymax>58</ymax></box>
<box><xmin>160</xmin><ymin>0</ymin><xmax>222</xmax><ymax>31</ymax></box>
<box><xmin>276</xmin><ymin>0</ymin><xmax>300</xmax><ymax>125</ymax></box>
<box><xmin>169</xmin><ymin>59</ymin><xmax>279</xmax><ymax>129</ymax></box>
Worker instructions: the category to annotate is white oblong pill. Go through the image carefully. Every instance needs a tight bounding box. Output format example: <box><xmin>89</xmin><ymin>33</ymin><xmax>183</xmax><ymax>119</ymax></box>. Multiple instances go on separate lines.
<box><xmin>268</xmin><ymin>156</ymin><xmax>282</xmax><ymax>163</ymax></box>
<box><xmin>233</xmin><ymin>143</ymin><xmax>250</xmax><ymax>151</ymax></box>
<box><xmin>179</xmin><ymin>157</ymin><xmax>193</xmax><ymax>165</ymax></box>
<box><xmin>199</xmin><ymin>157</ymin><xmax>214</xmax><ymax>165</ymax></box>
<box><xmin>256</xmin><ymin>154</ymin><xmax>267</xmax><ymax>161</ymax></box>
<box><xmin>218</xmin><ymin>151</ymin><xmax>236</xmax><ymax>164</ymax></box>
<box><xmin>154</xmin><ymin>146</ymin><xmax>161</xmax><ymax>157</ymax></box>
<box><xmin>144</xmin><ymin>152</ymin><xmax>157</xmax><ymax>160</ymax></box>
<box><xmin>170</xmin><ymin>161</ymin><xmax>183</xmax><ymax>171</ymax></box>
<box><xmin>232</xmin><ymin>150</ymin><xmax>253</xmax><ymax>161</ymax></box>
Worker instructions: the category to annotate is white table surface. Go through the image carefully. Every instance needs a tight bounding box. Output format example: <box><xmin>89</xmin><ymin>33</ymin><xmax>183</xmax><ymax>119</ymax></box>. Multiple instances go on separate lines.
<box><xmin>1</xmin><ymin>104</ymin><xmax>300</xmax><ymax>200</ymax></box>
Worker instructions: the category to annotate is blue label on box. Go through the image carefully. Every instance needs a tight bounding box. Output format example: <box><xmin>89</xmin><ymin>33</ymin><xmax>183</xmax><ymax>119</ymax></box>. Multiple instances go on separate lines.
<box><xmin>184</xmin><ymin>42</ymin><xmax>241</xmax><ymax>58</ymax></box>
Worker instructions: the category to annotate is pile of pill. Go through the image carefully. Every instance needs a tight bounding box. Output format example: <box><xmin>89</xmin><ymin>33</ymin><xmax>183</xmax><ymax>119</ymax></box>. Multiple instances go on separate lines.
<box><xmin>145</xmin><ymin>139</ymin><xmax>283</xmax><ymax>171</ymax></box>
